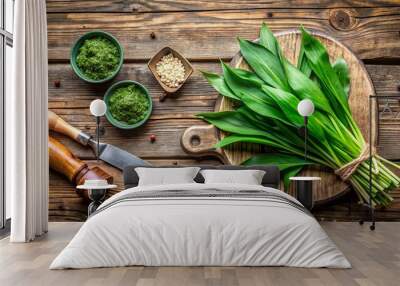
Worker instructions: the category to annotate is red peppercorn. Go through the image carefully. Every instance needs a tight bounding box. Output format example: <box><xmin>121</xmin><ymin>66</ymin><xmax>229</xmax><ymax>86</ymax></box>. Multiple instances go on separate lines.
<box><xmin>150</xmin><ymin>134</ymin><xmax>156</xmax><ymax>143</ymax></box>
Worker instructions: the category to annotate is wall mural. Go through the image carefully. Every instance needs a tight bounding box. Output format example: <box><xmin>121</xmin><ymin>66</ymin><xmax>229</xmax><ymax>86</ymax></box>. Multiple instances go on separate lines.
<box><xmin>47</xmin><ymin>2</ymin><xmax>400</xmax><ymax>222</ymax></box>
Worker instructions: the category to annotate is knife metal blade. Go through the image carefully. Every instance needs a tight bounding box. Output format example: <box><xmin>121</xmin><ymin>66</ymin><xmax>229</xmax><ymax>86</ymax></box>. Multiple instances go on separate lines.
<box><xmin>88</xmin><ymin>139</ymin><xmax>151</xmax><ymax>170</ymax></box>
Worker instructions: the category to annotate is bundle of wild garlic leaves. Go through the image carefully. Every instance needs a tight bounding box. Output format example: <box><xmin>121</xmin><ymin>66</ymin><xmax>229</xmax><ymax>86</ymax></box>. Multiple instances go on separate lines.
<box><xmin>198</xmin><ymin>23</ymin><xmax>399</xmax><ymax>206</ymax></box>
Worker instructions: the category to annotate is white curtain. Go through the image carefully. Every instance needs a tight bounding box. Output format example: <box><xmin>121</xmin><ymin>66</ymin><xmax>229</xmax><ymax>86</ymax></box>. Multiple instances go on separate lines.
<box><xmin>8</xmin><ymin>0</ymin><xmax>49</xmax><ymax>242</ymax></box>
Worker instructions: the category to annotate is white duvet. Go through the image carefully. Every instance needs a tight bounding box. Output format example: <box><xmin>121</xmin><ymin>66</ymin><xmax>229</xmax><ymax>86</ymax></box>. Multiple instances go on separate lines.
<box><xmin>50</xmin><ymin>183</ymin><xmax>350</xmax><ymax>269</ymax></box>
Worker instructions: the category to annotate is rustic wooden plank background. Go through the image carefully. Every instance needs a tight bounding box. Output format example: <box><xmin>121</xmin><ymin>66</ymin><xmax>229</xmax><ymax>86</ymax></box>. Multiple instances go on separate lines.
<box><xmin>46</xmin><ymin>0</ymin><xmax>400</xmax><ymax>221</ymax></box>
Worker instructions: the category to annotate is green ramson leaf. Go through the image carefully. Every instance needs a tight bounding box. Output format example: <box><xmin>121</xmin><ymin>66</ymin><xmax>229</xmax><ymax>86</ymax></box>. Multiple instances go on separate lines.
<box><xmin>238</xmin><ymin>38</ymin><xmax>290</xmax><ymax>91</ymax></box>
<box><xmin>240</xmin><ymin>94</ymin><xmax>292</xmax><ymax>125</ymax></box>
<box><xmin>221</xmin><ymin>62</ymin><xmax>274</xmax><ymax>105</ymax></box>
<box><xmin>313</xmin><ymin>112</ymin><xmax>340</xmax><ymax>136</ymax></box>
<box><xmin>242</xmin><ymin>153</ymin><xmax>312</xmax><ymax>170</ymax></box>
<box><xmin>262</xmin><ymin>85</ymin><xmax>326</xmax><ymax>141</ymax></box>
<box><xmin>300</xmin><ymin>27</ymin><xmax>363</xmax><ymax>139</ymax></box>
<box><xmin>201</xmin><ymin>71</ymin><xmax>240</xmax><ymax>101</ymax></box>
<box><xmin>243</xmin><ymin>153</ymin><xmax>311</xmax><ymax>190</ymax></box>
<box><xmin>201</xmin><ymin>107</ymin><xmax>303</xmax><ymax>154</ymax></box>
<box><xmin>214</xmin><ymin>134</ymin><xmax>279</xmax><ymax>149</ymax></box>
<box><xmin>283</xmin><ymin>166</ymin><xmax>304</xmax><ymax>190</ymax></box>
<box><xmin>271</xmin><ymin>119</ymin><xmax>305</xmax><ymax>146</ymax></box>
<box><xmin>214</xmin><ymin>133</ymin><xmax>305</xmax><ymax>157</ymax></box>
<box><xmin>231</xmin><ymin>66</ymin><xmax>264</xmax><ymax>85</ymax></box>
<box><xmin>197</xmin><ymin>111</ymin><xmax>267</xmax><ymax>137</ymax></box>
<box><xmin>260</xmin><ymin>85</ymin><xmax>303</xmax><ymax>125</ymax></box>
<box><xmin>300</xmin><ymin>27</ymin><xmax>350</xmax><ymax>115</ymax></box>
<box><xmin>237</xmin><ymin>107</ymin><xmax>306</xmax><ymax>148</ymax></box>
<box><xmin>297</xmin><ymin>44</ymin><xmax>312</xmax><ymax>78</ymax></box>
<box><xmin>259</xmin><ymin>22</ymin><xmax>280</xmax><ymax>56</ymax></box>
<box><xmin>283</xmin><ymin>60</ymin><xmax>333</xmax><ymax>114</ymax></box>
<box><xmin>332</xmin><ymin>58</ymin><xmax>350</xmax><ymax>97</ymax></box>
<box><xmin>262</xmin><ymin>84</ymin><xmax>327</xmax><ymax>141</ymax></box>
<box><xmin>220</xmin><ymin>63</ymin><xmax>293</xmax><ymax>125</ymax></box>
<box><xmin>263</xmin><ymin>86</ymin><xmax>300</xmax><ymax>117</ymax></box>
<box><xmin>236</xmin><ymin>106</ymin><xmax>274</xmax><ymax>128</ymax></box>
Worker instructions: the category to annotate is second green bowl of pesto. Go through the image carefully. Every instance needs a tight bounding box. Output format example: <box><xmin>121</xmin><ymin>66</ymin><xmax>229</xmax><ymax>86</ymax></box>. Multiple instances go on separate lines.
<box><xmin>71</xmin><ymin>31</ymin><xmax>124</xmax><ymax>83</ymax></box>
<box><xmin>104</xmin><ymin>80</ymin><xmax>153</xmax><ymax>130</ymax></box>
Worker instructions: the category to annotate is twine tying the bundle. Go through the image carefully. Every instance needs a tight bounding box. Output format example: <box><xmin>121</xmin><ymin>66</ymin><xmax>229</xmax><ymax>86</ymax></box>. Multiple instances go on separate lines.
<box><xmin>335</xmin><ymin>144</ymin><xmax>376</xmax><ymax>181</ymax></box>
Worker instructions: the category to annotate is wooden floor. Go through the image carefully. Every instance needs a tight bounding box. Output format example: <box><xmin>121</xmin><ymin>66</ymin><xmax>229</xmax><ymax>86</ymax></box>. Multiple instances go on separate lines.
<box><xmin>0</xmin><ymin>222</ymin><xmax>399</xmax><ymax>286</ymax></box>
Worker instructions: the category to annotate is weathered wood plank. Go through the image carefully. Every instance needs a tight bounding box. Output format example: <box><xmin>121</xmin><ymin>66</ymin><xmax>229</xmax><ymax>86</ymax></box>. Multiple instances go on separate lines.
<box><xmin>367</xmin><ymin>65</ymin><xmax>400</xmax><ymax>160</ymax></box>
<box><xmin>46</xmin><ymin>0</ymin><xmax>400</xmax><ymax>13</ymax></box>
<box><xmin>49</xmin><ymin>119</ymin><xmax>209</xmax><ymax>160</ymax></box>
<box><xmin>47</xmin><ymin>8</ymin><xmax>400</xmax><ymax>62</ymax></box>
<box><xmin>48</xmin><ymin>63</ymin><xmax>220</xmax><ymax>106</ymax></box>
<box><xmin>368</xmin><ymin>65</ymin><xmax>400</xmax><ymax>96</ymax></box>
<box><xmin>50</xmin><ymin>64</ymin><xmax>400</xmax><ymax>100</ymax></box>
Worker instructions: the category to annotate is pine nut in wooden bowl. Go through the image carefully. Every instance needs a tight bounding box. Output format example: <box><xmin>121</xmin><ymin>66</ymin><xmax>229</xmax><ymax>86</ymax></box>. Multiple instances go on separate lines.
<box><xmin>148</xmin><ymin>47</ymin><xmax>193</xmax><ymax>94</ymax></box>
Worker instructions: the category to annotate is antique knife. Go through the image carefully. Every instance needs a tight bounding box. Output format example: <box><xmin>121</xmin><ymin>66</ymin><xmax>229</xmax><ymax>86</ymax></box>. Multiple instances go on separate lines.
<box><xmin>48</xmin><ymin>110</ymin><xmax>151</xmax><ymax>170</ymax></box>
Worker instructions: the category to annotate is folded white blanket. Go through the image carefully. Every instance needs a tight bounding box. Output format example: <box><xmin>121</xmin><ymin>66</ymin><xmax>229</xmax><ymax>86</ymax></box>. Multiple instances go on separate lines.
<box><xmin>50</xmin><ymin>183</ymin><xmax>350</xmax><ymax>269</ymax></box>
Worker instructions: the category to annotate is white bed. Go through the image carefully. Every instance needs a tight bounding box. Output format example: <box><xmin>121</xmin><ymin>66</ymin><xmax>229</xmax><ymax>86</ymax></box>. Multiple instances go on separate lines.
<box><xmin>50</xmin><ymin>183</ymin><xmax>350</xmax><ymax>269</ymax></box>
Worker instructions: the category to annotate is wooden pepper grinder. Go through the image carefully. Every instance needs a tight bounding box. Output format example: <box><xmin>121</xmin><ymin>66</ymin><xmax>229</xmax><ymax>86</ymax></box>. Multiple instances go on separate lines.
<box><xmin>49</xmin><ymin>136</ymin><xmax>113</xmax><ymax>200</ymax></box>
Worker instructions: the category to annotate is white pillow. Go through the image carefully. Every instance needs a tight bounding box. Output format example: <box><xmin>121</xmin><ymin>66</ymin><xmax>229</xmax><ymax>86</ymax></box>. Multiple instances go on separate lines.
<box><xmin>200</xmin><ymin>169</ymin><xmax>266</xmax><ymax>185</ymax></box>
<box><xmin>135</xmin><ymin>167</ymin><xmax>200</xmax><ymax>186</ymax></box>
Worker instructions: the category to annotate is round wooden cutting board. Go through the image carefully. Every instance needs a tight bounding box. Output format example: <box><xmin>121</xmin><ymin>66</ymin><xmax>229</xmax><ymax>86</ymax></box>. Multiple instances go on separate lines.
<box><xmin>181</xmin><ymin>30</ymin><xmax>376</xmax><ymax>204</ymax></box>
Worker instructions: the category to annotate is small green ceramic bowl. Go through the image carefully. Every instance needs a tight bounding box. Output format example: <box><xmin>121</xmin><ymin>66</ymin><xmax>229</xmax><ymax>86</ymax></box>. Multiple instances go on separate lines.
<box><xmin>104</xmin><ymin>80</ymin><xmax>153</xmax><ymax>130</ymax></box>
<box><xmin>70</xmin><ymin>30</ymin><xmax>124</xmax><ymax>84</ymax></box>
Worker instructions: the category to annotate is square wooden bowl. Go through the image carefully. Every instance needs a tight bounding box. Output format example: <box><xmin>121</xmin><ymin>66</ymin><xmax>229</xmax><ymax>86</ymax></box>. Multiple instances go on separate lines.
<box><xmin>148</xmin><ymin>47</ymin><xmax>193</xmax><ymax>94</ymax></box>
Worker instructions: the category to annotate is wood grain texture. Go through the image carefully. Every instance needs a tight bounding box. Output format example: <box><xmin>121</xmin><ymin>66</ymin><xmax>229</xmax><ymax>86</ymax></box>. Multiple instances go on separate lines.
<box><xmin>46</xmin><ymin>0</ymin><xmax>400</xmax><ymax>13</ymax></box>
<box><xmin>367</xmin><ymin>65</ymin><xmax>400</xmax><ymax>160</ymax></box>
<box><xmin>47</xmin><ymin>7</ymin><xmax>400</xmax><ymax>62</ymax></box>
<box><xmin>1</xmin><ymin>222</ymin><xmax>400</xmax><ymax>286</ymax></box>
<box><xmin>47</xmin><ymin>1</ymin><xmax>400</xmax><ymax>221</ymax></box>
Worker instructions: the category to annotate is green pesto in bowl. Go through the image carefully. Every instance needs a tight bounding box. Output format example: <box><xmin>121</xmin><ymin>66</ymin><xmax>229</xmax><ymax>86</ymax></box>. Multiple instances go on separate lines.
<box><xmin>104</xmin><ymin>80</ymin><xmax>152</xmax><ymax>129</ymax></box>
<box><xmin>71</xmin><ymin>31</ymin><xmax>124</xmax><ymax>83</ymax></box>
<box><xmin>76</xmin><ymin>37</ymin><xmax>119</xmax><ymax>80</ymax></box>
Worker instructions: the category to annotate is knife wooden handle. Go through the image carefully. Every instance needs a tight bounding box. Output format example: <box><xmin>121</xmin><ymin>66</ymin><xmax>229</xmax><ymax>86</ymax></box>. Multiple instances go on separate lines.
<box><xmin>49</xmin><ymin>136</ymin><xmax>113</xmax><ymax>201</ymax></box>
<box><xmin>48</xmin><ymin>110</ymin><xmax>91</xmax><ymax>146</ymax></box>
<box><xmin>49</xmin><ymin>136</ymin><xmax>87</xmax><ymax>182</ymax></box>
